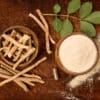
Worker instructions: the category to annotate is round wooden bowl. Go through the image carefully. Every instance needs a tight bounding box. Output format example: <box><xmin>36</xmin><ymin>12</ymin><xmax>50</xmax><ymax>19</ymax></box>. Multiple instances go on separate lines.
<box><xmin>55</xmin><ymin>32</ymin><xmax>98</xmax><ymax>75</ymax></box>
<box><xmin>0</xmin><ymin>25</ymin><xmax>39</xmax><ymax>67</ymax></box>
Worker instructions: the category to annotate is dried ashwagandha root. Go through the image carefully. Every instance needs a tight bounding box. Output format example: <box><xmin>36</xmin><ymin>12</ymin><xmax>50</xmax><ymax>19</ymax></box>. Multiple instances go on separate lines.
<box><xmin>4</xmin><ymin>30</ymin><xmax>17</xmax><ymax>57</ymax></box>
<box><xmin>0</xmin><ymin>31</ymin><xmax>46</xmax><ymax>92</ymax></box>
<box><xmin>0</xmin><ymin>63</ymin><xmax>29</xmax><ymax>92</ymax></box>
<box><xmin>1</xmin><ymin>30</ymin><xmax>21</xmax><ymax>58</ymax></box>
<box><xmin>0</xmin><ymin>29</ymin><xmax>38</xmax><ymax>70</ymax></box>
<box><xmin>2</xmin><ymin>30</ymin><xmax>17</xmax><ymax>47</ymax></box>
<box><xmin>0</xmin><ymin>65</ymin><xmax>11</xmax><ymax>76</ymax></box>
<box><xmin>36</xmin><ymin>9</ymin><xmax>55</xmax><ymax>45</ymax></box>
<box><xmin>0</xmin><ymin>9</ymin><xmax>55</xmax><ymax>92</ymax></box>
<box><xmin>53</xmin><ymin>68</ymin><xmax>59</xmax><ymax>80</ymax></box>
<box><xmin>0</xmin><ymin>57</ymin><xmax>47</xmax><ymax>88</ymax></box>
<box><xmin>1</xmin><ymin>34</ymin><xmax>29</xmax><ymax>49</ymax></box>
<box><xmin>0</xmin><ymin>73</ymin><xmax>29</xmax><ymax>92</ymax></box>
<box><xmin>12</xmin><ymin>34</ymin><xmax>31</xmax><ymax>62</ymax></box>
<box><xmin>29</xmin><ymin>9</ymin><xmax>55</xmax><ymax>54</ymax></box>
<box><xmin>0</xmin><ymin>57</ymin><xmax>47</xmax><ymax>92</ymax></box>
<box><xmin>0</xmin><ymin>61</ymin><xmax>41</xmax><ymax>79</ymax></box>
<box><xmin>8</xmin><ymin>34</ymin><xmax>30</xmax><ymax>58</ymax></box>
<box><xmin>13</xmin><ymin>48</ymin><xmax>36</xmax><ymax>70</ymax></box>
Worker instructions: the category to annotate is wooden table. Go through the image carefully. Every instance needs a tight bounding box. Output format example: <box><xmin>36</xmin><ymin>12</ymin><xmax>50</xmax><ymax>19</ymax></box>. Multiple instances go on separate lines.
<box><xmin>0</xmin><ymin>0</ymin><xmax>100</xmax><ymax>100</ymax></box>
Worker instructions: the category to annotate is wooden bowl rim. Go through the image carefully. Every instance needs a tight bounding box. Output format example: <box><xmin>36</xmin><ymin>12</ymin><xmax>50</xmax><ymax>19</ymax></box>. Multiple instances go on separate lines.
<box><xmin>55</xmin><ymin>32</ymin><xmax>98</xmax><ymax>75</ymax></box>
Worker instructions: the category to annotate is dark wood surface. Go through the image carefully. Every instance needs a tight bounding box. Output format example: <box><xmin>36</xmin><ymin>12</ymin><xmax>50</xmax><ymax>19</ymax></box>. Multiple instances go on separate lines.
<box><xmin>0</xmin><ymin>0</ymin><xmax>100</xmax><ymax>100</ymax></box>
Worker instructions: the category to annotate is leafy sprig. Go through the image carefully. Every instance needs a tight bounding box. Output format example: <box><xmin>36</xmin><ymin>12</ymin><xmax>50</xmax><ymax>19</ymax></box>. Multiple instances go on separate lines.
<box><xmin>67</xmin><ymin>0</ymin><xmax>81</xmax><ymax>14</ymax></box>
<box><xmin>43</xmin><ymin>0</ymin><xmax>100</xmax><ymax>37</ymax></box>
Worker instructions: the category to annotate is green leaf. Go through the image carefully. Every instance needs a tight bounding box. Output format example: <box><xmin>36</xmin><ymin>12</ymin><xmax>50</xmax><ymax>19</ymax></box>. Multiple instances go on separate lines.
<box><xmin>53</xmin><ymin>3</ymin><xmax>61</xmax><ymax>14</ymax></box>
<box><xmin>52</xmin><ymin>17</ymin><xmax>63</xmax><ymax>32</ymax></box>
<box><xmin>84</xmin><ymin>11</ymin><xmax>100</xmax><ymax>24</ymax></box>
<box><xmin>80</xmin><ymin>21</ymin><xmax>96</xmax><ymax>37</ymax></box>
<box><xmin>79</xmin><ymin>2</ymin><xmax>92</xmax><ymax>18</ymax></box>
<box><xmin>60</xmin><ymin>19</ymin><xmax>73</xmax><ymax>36</ymax></box>
<box><xmin>67</xmin><ymin>0</ymin><xmax>81</xmax><ymax>14</ymax></box>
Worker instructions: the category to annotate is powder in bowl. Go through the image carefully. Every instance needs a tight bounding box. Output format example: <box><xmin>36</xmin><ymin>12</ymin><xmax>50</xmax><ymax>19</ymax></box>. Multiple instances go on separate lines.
<box><xmin>56</xmin><ymin>34</ymin><xmax>98</xmax><ymax>75</ymax></box>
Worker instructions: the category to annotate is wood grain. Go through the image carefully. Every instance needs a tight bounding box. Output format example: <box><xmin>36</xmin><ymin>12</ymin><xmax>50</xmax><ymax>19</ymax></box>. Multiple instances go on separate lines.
<box><xmin>0</xmin><ymin>0</ymin><xmax>100</xmax><ymax>100</ymax></box>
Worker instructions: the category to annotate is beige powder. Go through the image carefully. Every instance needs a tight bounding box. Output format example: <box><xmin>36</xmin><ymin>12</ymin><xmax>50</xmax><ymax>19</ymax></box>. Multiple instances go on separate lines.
<box><xmin>59</xmin><ymin>35</ymin><xmax>97</xmax><ymax>73</ymax></box>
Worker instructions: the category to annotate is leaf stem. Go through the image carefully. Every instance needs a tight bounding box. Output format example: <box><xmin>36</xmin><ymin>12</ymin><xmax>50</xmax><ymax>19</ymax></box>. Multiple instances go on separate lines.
<box><xmin>43</xmin><ymin>13</ymin><xmax>80</xmax><ymax>20</ymax></box>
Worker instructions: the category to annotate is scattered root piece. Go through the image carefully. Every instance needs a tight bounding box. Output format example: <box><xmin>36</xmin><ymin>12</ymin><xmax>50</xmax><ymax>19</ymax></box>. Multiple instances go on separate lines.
<box><xmin>22</xmin><ymin>80</ymin><xmax>35</xmax><ymax>86</ymax></box>
<box><xmin>0</xmin><ymin>60</ymin><xmax>41</xmax><ymax>79</ymax></box>
<box><xmin>49</xmin><ymin>35</ymin><xmax>56</xmax><ymax>44</ymax></box>
<box><xmin>18</xmin><ymin>77</ymin><xmax>44</xmax><ymax>84</ymax></box>
<box><xmin>0</xmin><ymin>73</ymin><xmax>29</xmax><ymax>92</ymax></box>
<box><xmin>0</xmin><ymin>62</ymin><xmax>43</xmax><ymax>92</ymax></box>
<box><xmin>53</xmin><ymin>68</ymin><xmax>59</xmax><ymax>80</ymax></box>
<box><xmin>15</xmin><ymin>79</ymin><xmax>29</xmax><ymax>92</ymax></box>
<box><xmin>0</xmin><ymin>57</ymin><xmax>47</xmax><ymax>87</ymax></box>
<box><xmin>36</xmin><ymin>9</ymin><xmax>55</xmax><ymax>45</ymax></box>
<box><xmin>29</xmin><ymin>13</ymin><xmax>45</xmax><ymax>31</ymax></box>
<box><xmin>29</xmin><ymin>9</ymin><xmax>53</xmax><ymax>54</ymax></box>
